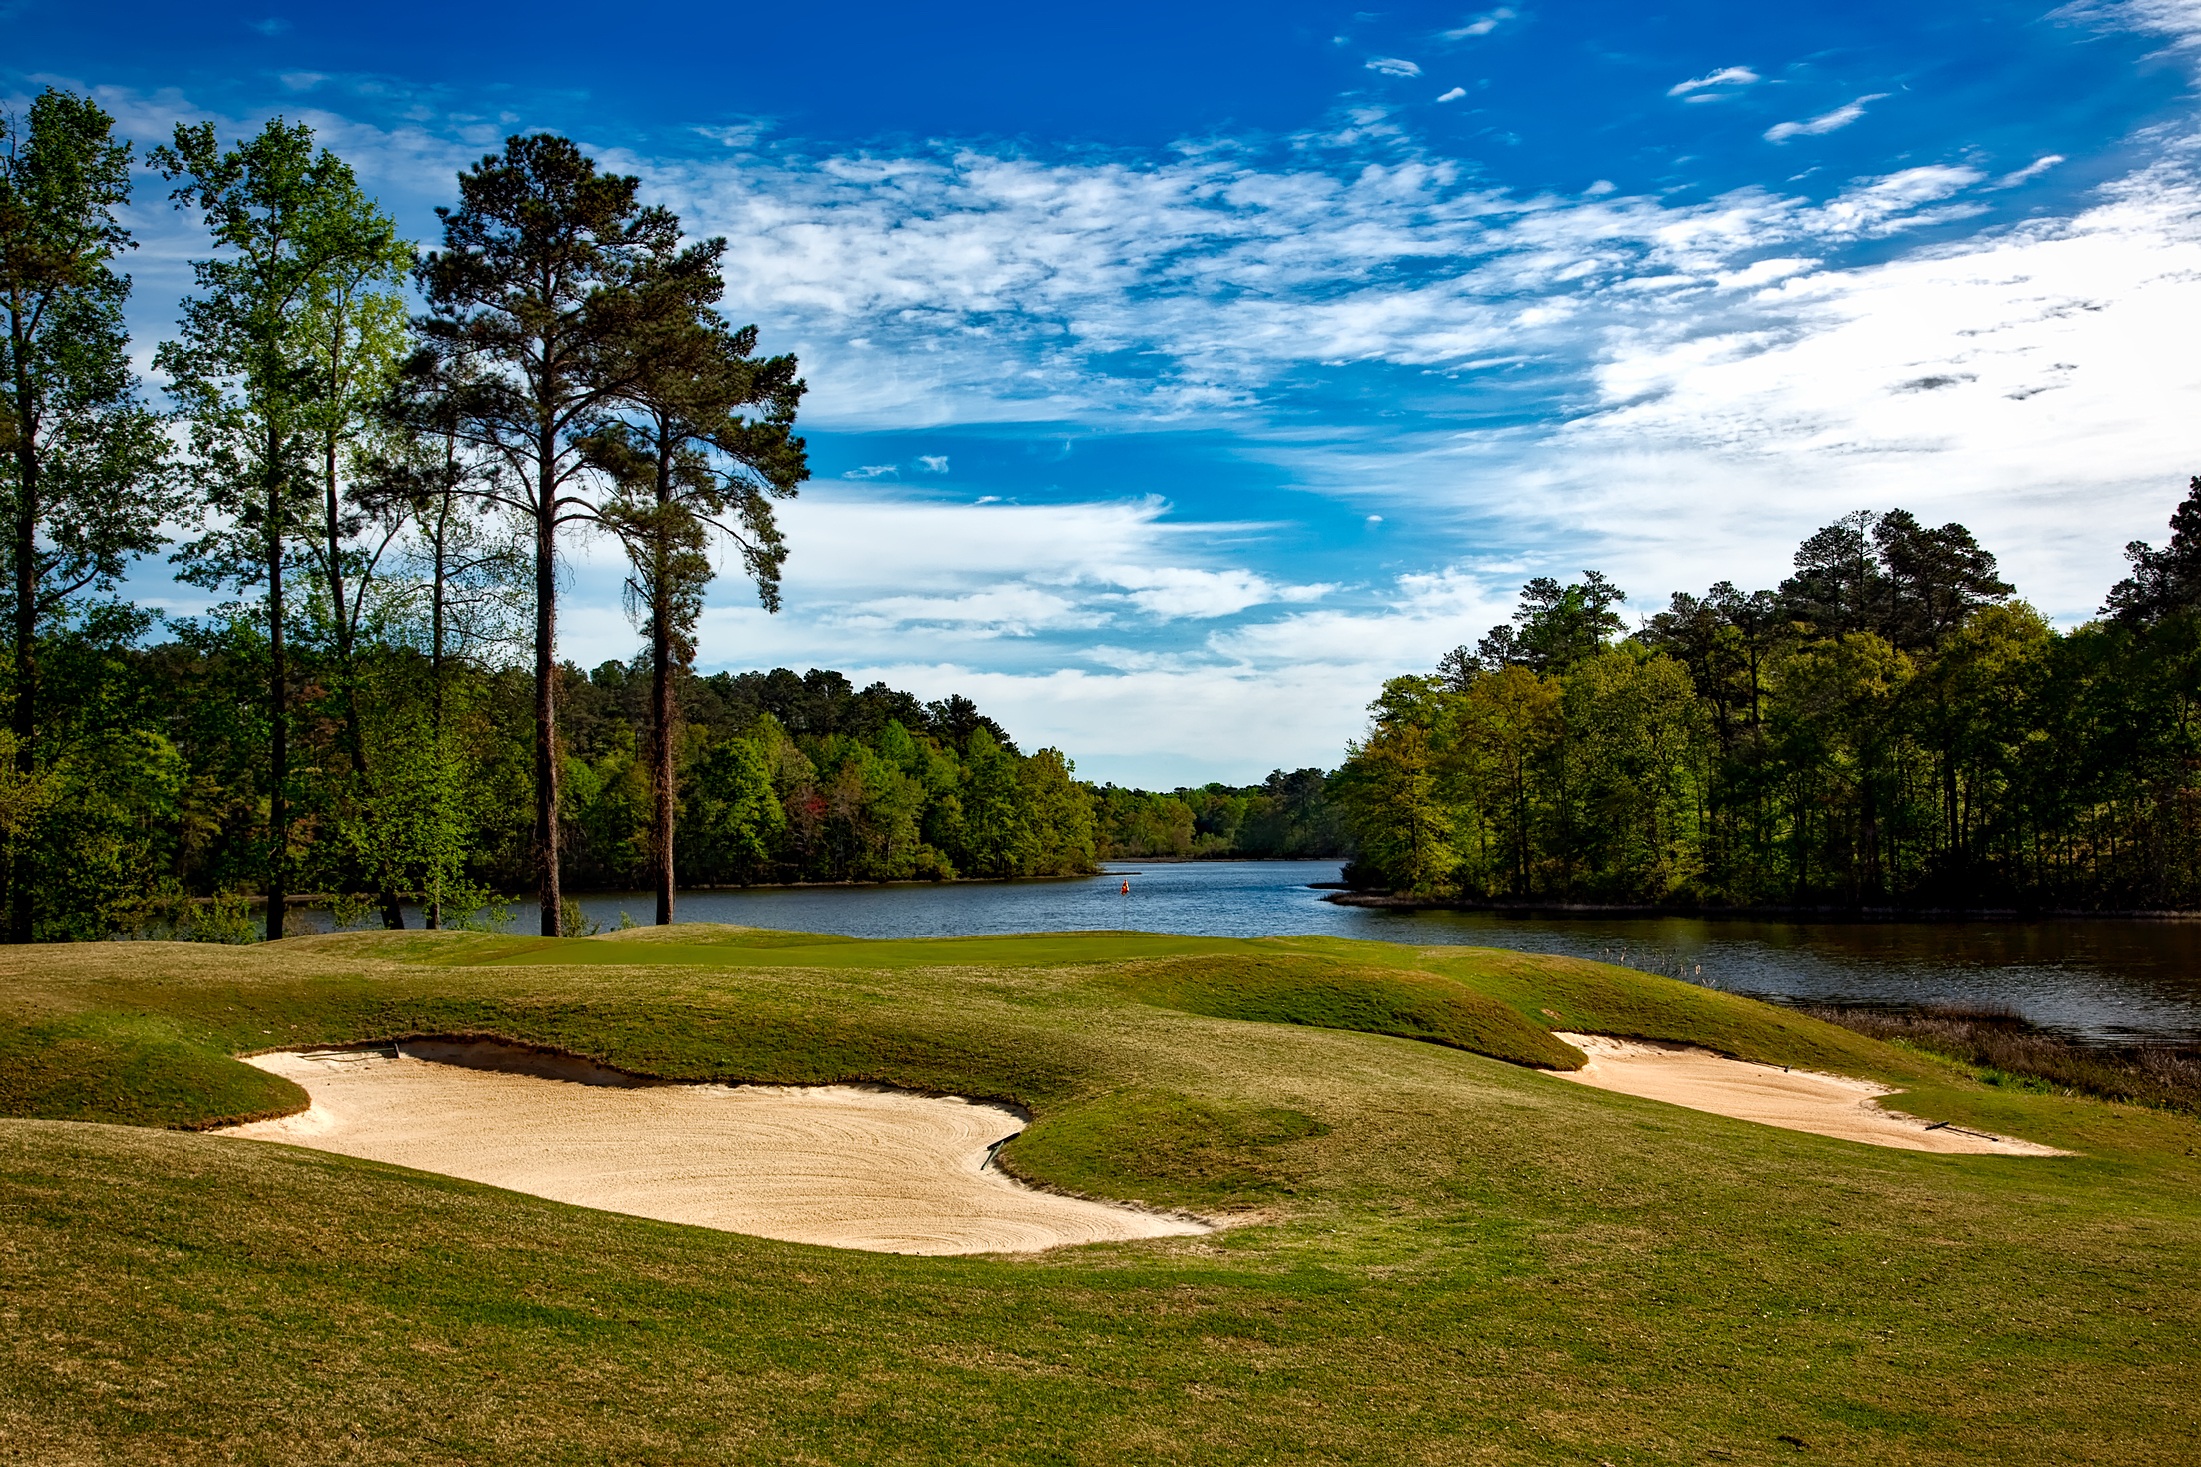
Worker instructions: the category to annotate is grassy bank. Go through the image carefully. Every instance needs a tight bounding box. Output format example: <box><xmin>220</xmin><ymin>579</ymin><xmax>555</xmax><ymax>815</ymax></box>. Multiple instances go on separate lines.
<box><xmin>1798</xmin><ymin>1001</ymin><xmax>2201</xmax><ymax>1116</ymax></box>
<box><xmin>2</xmin><ymin>927</ymin><xmax>2196</xmax><ymax>1463</ymax></box>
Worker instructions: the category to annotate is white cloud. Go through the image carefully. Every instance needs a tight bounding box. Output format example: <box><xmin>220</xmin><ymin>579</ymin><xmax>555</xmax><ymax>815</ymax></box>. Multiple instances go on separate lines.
<box><xmin>1713</xmin><ymin>255</ymin><xmax>1819</xmax><ymax>290</ymax></box>
<box><xmin>2055</xmin><ymin>0</ymin><xmax>2201</xmax><ymax>58</ymax></box>
<box><xmin>1109</xmin><ymin>566</ymin><xmax>1333</xmax><ymax>620</ymax></box>
<box><xmin>1995</xmin><ymin>154</ymin><xmax>2067</xmax><ymax>188</ymax></box>
<box><xmin>278</xmin><ymin>72</ymin><xmax>327</xmax><ymax>92</ymax></box>
<box><xmin>841</xmin><ymin>463</ymin><xmax>899</xmax><ymax>480</ymax></box>
<box><xmin>835</xmin><ymin>587</ymin><xmax>1107</xmax><ymax>637</ymax></box>
<box><xmin>1436</xmin><ymin>86</ymin><xmax>1467</xmax><ymax>103</ymax></box>
<box><xmin>916</xmin><ymin>454</ymin><xmax>950</xmax><ymax>473</ymax></box>
<box><xmin>1668</xmin><ymin>65</ymin><xmax>1760</xmax><ymax>97</ymax></box>
<box><xmin>1766</xmin><ymin>94</ymin><xmax>1888</xmax><ymax>143</ymax></box>
<box><xmin>1366</xmin><ymin>57</ymin><xmax>1423</xmax><ymax>77</ymax></box>
<box><xmin>1442</xmin><ymin>8</ymin><xmax>1516</xmax><ymax>39</ymax></box>
<box><xmin>1531</xmin><ymin>169</ymin><xmax>2201</xmax><ymax>617</ymax></box>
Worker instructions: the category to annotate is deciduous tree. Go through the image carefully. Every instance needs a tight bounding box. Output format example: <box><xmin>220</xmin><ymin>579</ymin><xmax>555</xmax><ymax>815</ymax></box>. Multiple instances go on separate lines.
<box><xmin>0</xmin><ymin>89</ymin><xmax>172</xmax><ymax>942</ymax></box>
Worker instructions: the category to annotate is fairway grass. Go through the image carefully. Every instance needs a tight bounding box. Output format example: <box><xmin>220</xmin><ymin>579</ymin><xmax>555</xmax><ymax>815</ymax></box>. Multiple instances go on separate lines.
<box><xmin>2</xmin><ymin>926</ymin><xmax>2196</xmax><ymax>1464</ymax></box>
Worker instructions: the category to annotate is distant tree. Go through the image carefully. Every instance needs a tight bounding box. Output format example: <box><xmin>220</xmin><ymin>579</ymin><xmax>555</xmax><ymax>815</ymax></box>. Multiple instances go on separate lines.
<box><xmin>409</xmin><ymin>134</ymin><xmax>675</xmax><ymax>935</ymax></box>
<box><xmin>156</xmin><ymin>117</ymin><xmax>385</xmax><ymax>939</ymax></box>
<box><xmin>1334</xmin><ymin>719</ymin><xmax>1456</xmax><ymax>894</ymax></box>
<box><xmin>2104</xmin><ymin>476</ymin><xmax>2201</xmax><ymax>628</ymax></box>
<box><xmin>1872</xmin><ymin>510</ymin><xmax>2010</xmax><ymax>650</ymax></box>
<box><xmin>1639</xmin><ymin>581</ymin><xmax>1786</xmax><ymax>741</ymax></box>
<box><xmin>957</xmin><ymin>726</ymin><xmax>1032</xmax><ymax>876</ymax></box>
<box><xmin>1781</xmin><ymin>510</ymin><xmax>1882</xmax><ymax>639</ymax></box>
<box><xmin>1471</xmin><ymin>572</ymin><xmax>1626</xmax><ymax>674</ymax></box>
<box><xmin>0</xmin><ymin>88</ymin><xmax>173</xmax><ymax>942</ymax></box>
<box><xmin>1780</xmin><ymin>509</ymin><xmax>2008</xmax><ymax>650</ymax></box>
<box><xmin>928</xmin><ymin>692</ymin><xmax>1017</xmax><ymax>753</ymax></box>
<box><xmin>588</xmin><ymin>229</ymin><xmax>806</xmax><ymax>924</ymax></box>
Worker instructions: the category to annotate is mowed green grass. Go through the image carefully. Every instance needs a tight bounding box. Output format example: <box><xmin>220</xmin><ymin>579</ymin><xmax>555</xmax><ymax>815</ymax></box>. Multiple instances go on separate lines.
<box><xmin>1</xmin><ymin>926</ymin><xmax>2196</xmax><ymax>1465</ymax></box>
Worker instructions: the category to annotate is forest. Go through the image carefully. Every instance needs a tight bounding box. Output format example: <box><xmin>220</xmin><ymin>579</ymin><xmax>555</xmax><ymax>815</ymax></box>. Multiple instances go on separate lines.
<box><xmin>0</xmin><ymin>91</ymin><xmax>1134</xmax><ymax>940</ymax></box>
<box><xmin>1333</xmin><ymin>487</ymin><xmax>2201</xmax><ymax>911</ymax></box>
<box><xmin>1089</xmin><ymin>771</ymin><xmax>1344</xmax><ymax>860</ymax></box>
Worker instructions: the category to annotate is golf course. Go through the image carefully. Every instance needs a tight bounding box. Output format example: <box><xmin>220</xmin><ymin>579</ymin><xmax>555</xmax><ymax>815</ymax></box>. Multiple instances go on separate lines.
<box><xmin>3</xmin><ymin>925</ymin><xmax>2195</xmax><ymax>1464</ymax></box>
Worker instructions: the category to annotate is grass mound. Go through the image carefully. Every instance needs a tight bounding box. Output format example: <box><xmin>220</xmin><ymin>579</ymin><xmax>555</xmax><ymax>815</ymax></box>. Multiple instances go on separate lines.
<box><xmin>0</xmin><ymin>1011</ymin><xmax>302</xmax><ymax>1129</ymax></box>
<box><xmin>1009</xmin><ymin>1087</ymin><xmax>1332</xmax><ymax>1210</ymax></box>
<box><xmin>1397</xmin><ymin>942</ymin><xmax>1903</xmax><ymax>1076</ymax></box>
<box><xmin>1120</xmin><ymin>952</ymin><xmax>1584</xmax><ymax>1069</ymax></box>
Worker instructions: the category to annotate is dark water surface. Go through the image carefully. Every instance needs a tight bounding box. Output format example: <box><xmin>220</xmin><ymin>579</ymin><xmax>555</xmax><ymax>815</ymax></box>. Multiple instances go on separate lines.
<box><xmin>545</xmin><ymin>861</ymin><xmax>2201</xmax><ymax>1046</ymax></box>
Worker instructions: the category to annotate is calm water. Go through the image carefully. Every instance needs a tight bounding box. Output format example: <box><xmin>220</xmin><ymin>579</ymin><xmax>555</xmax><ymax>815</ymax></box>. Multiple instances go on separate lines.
<box><xmin>534</xmin><ymin>861</ymin><xmax>2201</xmax><ymax>1046</ymax></box>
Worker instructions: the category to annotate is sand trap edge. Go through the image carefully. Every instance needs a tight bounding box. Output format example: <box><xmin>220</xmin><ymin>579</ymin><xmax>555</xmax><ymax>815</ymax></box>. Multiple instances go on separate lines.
<box><xmin>216</xmin><ymin>1041</ymin><xmax>1215</xmax><ymax>1254</ymax></box>
<box><xmin>1545</xmin><ymin>1031</ymin><xmax>2070</xmax><ymax>1156</ymax></box>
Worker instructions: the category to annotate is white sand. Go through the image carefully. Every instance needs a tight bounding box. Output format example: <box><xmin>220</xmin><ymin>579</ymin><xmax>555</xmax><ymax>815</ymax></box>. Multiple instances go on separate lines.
<box><xmin>1547</xmin><ymin>1032</ymin><xmax>2066</xmax><ymax>1155</ymax></box>
<box><xmin>218</xmin><ymin>1043</ymin><xmax>1207</xmax><ymax>1254</ymax></box>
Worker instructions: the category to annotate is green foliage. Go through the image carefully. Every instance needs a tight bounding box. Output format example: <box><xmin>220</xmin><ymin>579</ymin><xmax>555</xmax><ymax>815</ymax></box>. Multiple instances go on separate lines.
<box><xmin>187</xmin><ymin>890</ymin><xmax>260</xmax><ymax>944</ymax></box>
<box><xmin>1092</xmin><ymin>767</ymin><xmax>1346</xmax><ymax>860</ymax></box>
<box><xmin>1342</xmin><ymin>495</ymin><xmax>2201</xmax><ymax>909</ymax></box>
<box><xmin>677</xmin><ymin>731</ymin><xmax>783</xmax><ymax>883</ymax></box>
<box><xmin>1331</xmin><ymin>713</ymin><xmax>1456</xmax><ymax>894</ymax></box>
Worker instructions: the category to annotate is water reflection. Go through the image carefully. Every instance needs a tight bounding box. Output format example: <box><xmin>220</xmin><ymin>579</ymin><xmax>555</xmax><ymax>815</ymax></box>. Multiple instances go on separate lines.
<box><xmin>381</xmin><ymin>859</ymin><xmax>2201</xmax><ymax>1045</ymax></box>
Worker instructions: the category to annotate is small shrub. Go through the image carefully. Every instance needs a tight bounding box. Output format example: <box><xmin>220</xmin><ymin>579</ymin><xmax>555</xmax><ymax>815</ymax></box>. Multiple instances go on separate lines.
<box><xmin>187</xmin><ymin>891</ymin><xmax>260</xmax><ymax>945</ymax></box>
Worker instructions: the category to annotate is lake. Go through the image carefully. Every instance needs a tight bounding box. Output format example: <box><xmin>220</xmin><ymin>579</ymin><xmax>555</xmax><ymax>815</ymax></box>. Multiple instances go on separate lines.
<box><xmin>547</xmin><ymin>860</ymin><xmax>2201</xmax><ymax>1047</ymax></box>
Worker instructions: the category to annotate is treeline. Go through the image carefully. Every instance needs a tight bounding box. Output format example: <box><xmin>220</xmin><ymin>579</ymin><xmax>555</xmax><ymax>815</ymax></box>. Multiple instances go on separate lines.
<box><xmin>0</xmin><ymin>89</ymin><xmax>1106</xmax><ymax>940</ymax></box>
<box><xmin>10</xmin><ymin>641</ymin><xmax>1096</xmax><ymax>940</ymax></box>
<box><xmin>1335</xmin><ymin>487</ymin><xmax>2201</xmax><ymax>911</ymax></box>
<box><xmin>1091</xmin><ymin>770</ymin><xmax>1346</xmax><ymax>859</ymax></box>
<box><xmin>562</xmin><ymin>665</ymin><xmax>1092</xmax><ymax>887</ymax></box>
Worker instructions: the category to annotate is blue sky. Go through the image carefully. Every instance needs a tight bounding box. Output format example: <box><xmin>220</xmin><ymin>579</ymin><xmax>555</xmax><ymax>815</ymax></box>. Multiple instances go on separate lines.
<box><xmin>10</xmin><ymin>0</ymin><xmax>2201</xmax><ymax>783</ymax></box>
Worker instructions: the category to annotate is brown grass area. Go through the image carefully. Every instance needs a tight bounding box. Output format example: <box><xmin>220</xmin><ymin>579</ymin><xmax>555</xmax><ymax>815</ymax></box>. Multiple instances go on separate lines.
<box><xmin>1797</xmin><ymin>1003</ymin><xmax>2201</xmax><ymax>1115</ymax></box>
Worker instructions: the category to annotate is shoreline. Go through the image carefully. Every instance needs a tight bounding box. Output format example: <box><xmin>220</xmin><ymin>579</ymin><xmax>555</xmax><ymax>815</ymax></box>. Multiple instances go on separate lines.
<box><xmin>1323</xmin><ymin>891</ymin><xmax>2201</xmax><ymax>923</ymax></box>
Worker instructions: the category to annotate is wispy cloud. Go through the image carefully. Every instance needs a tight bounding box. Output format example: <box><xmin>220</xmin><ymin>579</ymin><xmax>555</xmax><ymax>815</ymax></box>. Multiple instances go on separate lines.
<box><xmin>1365</xmin><ymin>57</ymin><xmax>1422</xmax><ymax>78</ymax></box>
<box><xmin>2054</xmin><ymin>0</ymin><xmax>2201</xmax><ymax>60</ymax></box>
<box><xmin>1442</xmin><ymin>8</ymin><xmax>1516</xmax><ymax>40</ymax></box>
<box><xmin>1765</xmin><ymin>94</ymin><xmax>1888</xmax><ymax>143</ymax></box>
<box><xmin>1436</xmin><ymin>86</ymin><xmax>1467</xmax><ymax>103</ymax></box>
<box><xmin>916</xmin><ymin>454</ymin><xmax>950</xmax><ymax>473</ymax></box>
<box><xmin>1668</xmin><ymin>65</ymin><xmax>1760</xmax><ymax>97</ymax></box>
<box><xmin>841</xmin><ymin>463</ymin><xmax>899</xmax><ymax>480</ymax></box>
<box><xmin>1111</xmin><ymin>567</ymin><xmax>1333</xmax><ymax>620</ymax></box>
<box><xmin>1995</xmin><ymin>154</ymin><xmax>2067</xmax><ymax>187</ymax></box>
<box><xmin>246</xmin><ymin>16</ymin><xmax>290</xmax><ymax>35</ymax></box>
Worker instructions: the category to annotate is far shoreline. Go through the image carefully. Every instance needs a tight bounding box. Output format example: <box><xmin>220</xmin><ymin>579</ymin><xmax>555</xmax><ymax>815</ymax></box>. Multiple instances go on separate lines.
<box><xmin>1324</xmin><ymin>891</ymin><xmax>2201</xmax><ymax>923</ymax></box>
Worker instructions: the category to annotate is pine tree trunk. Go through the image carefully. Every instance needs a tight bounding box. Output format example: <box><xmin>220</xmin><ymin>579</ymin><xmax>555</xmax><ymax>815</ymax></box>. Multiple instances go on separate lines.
<box><xmin>653</xmin><ymin>439</ymin><xmax>676</xmax><ymax>926</ymax></box>
<box><xmin>266</xmin><ymin>452</ymin><xmax>288</xmax><ymax>942</ymax></box>
<box><xmin>8</xmin><ymin>313</ymin><xmax>37</xmax><ymax>945</ymax></box>
<box><xmin>427</xmin><ymin>503</ymin><xmax>447</xmax><ymax>931</ymax></box>
<box><xmin>653</xmin><ymin>568</ymin><xmax>675</xmax><ymax>926</ymax></box>
<box><xmin>534</xmin><ymin>442</ymin><xmax>562</xmax><ymax>938</ymax></box>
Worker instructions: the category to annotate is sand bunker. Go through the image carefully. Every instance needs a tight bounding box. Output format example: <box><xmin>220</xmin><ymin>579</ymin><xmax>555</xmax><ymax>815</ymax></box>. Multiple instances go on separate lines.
<box><xmin>1547</xmin><ymin>1032</ymin><xmax>2066</xmax><ymax>1155</ymax></box>
<box><xmin>218</xmin><ymin>1043</ymin><xmax>1207</xmax><ymax>1254</ymax></box>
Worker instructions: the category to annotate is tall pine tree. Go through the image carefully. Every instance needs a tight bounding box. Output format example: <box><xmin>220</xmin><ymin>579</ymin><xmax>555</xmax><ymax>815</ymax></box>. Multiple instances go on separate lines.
<box><xmin>589</xmin><ymin>232</ymin><xmax>806</xmax><ymax>924</ymax></box>
<box><xmin>409</xmin><ymin>134</ymin><xmax>673</xmax><ymax>935</ymax></box>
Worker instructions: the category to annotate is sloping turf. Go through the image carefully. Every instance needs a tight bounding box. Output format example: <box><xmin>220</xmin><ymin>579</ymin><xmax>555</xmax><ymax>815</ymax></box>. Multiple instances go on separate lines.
<box><xmin>1</xmin><ymin>925</ymin><xmax>2195</xmax><ymax>1464</ymax></box>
